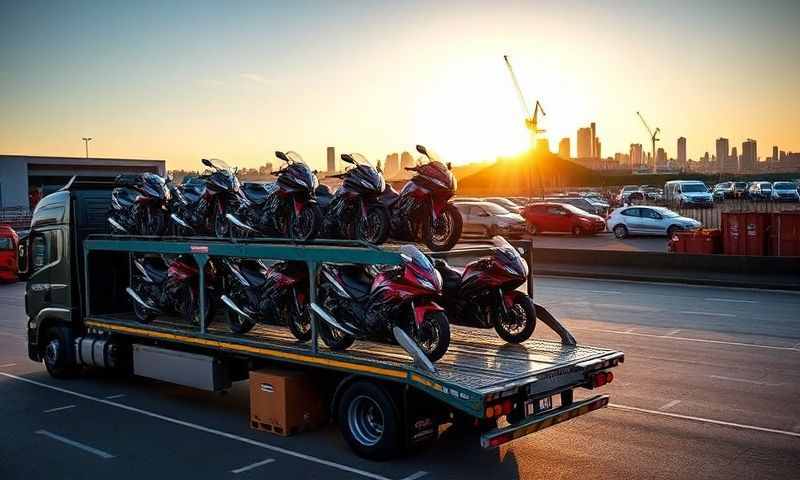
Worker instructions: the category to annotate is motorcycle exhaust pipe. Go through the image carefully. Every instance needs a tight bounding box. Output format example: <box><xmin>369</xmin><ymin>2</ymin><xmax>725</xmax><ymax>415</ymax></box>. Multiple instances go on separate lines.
<box><xmin>392</xmin><ymin>326</ymin><xmax>437</xmax><ymax>373</ymax></box>
<box><xmin>220</xmin><ymin>295</ymin><xmax>255</xmax><ymax>321</ymax></box>
<box><xmin>225</xmin><ymin>213</ymin><xmax>257</xmax><ymax>233</ymax></box>
<box><xmin>170</xmin><ymin>214</ymin><xmax>193</xmax><ymax>231</ymax></box>
<box><xmin>108</xmin><ymin>217</ymin><xmax>128</xmax><ymax>233</ymax></box>
<box><xmin>125</xmin><ymin>288</ymin><xmax>160</xmax><ymax>313</ymax></box>
<box><xmin>309</xmin><ymin>303</ymin><xmax>358</xmax><ymax>336</ymax></box>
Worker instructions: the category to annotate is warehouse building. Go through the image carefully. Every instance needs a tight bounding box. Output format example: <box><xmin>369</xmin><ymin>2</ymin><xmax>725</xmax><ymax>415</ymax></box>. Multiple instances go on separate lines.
<box><xmin>0</xmin><ymin>155</ymin><xmax>165</xmax><ymax>209</ymax></box>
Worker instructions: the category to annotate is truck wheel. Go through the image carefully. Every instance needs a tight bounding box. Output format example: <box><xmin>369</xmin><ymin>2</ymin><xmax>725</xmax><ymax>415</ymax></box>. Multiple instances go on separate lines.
<box><xmin>43</xmin><ymin>327</ymin><xmax>80</xmax><ymax>379</ymax></box>
<box><xmin>338</xmin><ymin>381</ymin><xmax>402</xmax><ymax>460</ymax></box>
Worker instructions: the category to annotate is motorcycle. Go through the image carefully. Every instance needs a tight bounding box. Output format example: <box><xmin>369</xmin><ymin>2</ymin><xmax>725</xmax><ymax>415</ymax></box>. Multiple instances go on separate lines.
<box><xmin>217</xmin><ymin>258</ymin><xmax>312</xmax><ymax>341</ymax></box>
<box><xmin>168</xmin><ymin>158</ymin><xmax>242</xmax><ymax>238</ymax></box>
<box><xmin>228</xmin><ymin>151</ymin><xmax>323</xmax><ymax>240</ymax></box>
<box><xmin>108</xmin><ymin>173</ymin><xmax>170</xmax><ymax>235</ymax></box>
<box><xmin>317</xmin><ymin>244</ymin><xmax>450</xmax><ymax>361</ymax></box>
<box><xmin>434</xmin><ymin>236</ymin><xmax>536</xmax><ymax>343</ymax></box>
<box><xmin>380</xmin><ymin>145</ymin><xmax>462</xmax><ymax>251</ymax></box>
<box><xmin>317</xmin><ymin>153</ymin><xmax>390</xmax><ymax>244</ymax></box>
<box><xmin>126</xmin><ymin>254</ymin><xmax>216</xmax><ymax>325</ymax></box>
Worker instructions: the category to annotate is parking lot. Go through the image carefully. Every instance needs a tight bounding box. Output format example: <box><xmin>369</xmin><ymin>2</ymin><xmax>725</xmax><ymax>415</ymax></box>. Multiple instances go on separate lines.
<box><xmin>2</xmin><ymin>278</ymin><xmax>799</xmax><ymax>479</ymax></box>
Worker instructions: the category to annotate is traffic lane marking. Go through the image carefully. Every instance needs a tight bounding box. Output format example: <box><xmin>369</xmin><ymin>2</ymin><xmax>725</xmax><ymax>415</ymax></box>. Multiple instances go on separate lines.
<box><xmin>43</xmin><ymin>404</ymin><xmax>77</xmax><ymax>413</ymax></box>
<box><xmin>105</xmin><ymin>394</ymin><xmax>126</xmax><ymax>400</ymax></box>
<box><xmin>709</xmin><ymin>375</ymin><xmax>784</xmax><ymax>387</ymax></box>
<box><xmin>231</xmin><ymin>458</ymin><xmax>275</xmax><ymax>474</ymax></box>
<box><xmin>679</xmin><ymin>311</ymin><xmax>737</xmax><ymax>318</ymax></box>
<box><xmin>609</xmin><ymin>404</ymin><xmax>800</xmax><ymax>438</ymax></box>
<box><xmin>704</xmin><ymin>298</ymin><xmax>758</xmax><ymax>304</ymax></box>
<box><xmin>400</xmin><ymin>472</ymin><xmax>428</xmax><ymax>480</ymax></box>
<box><xmin>659</xmin><ymin>400</ymin><xmax>681</xmax><ymax>411</ymax></box>
<box><xmin>0</xmin><ymin>362</ymin><xmax>17</xmax><ymax>368</ymax></box>
<box><xmin>569</xmin><ymin>326</ymin><xmax>797</xmax><ymax>351</ymax></box>
<box><xmin>35</xmin><ymin>429</ymin><xmax>116</xmax><ymax>459</ymax></box>
<box><xmin>1</xmin><ymin>372</ymin><xmax>393</xmax><ymax>480</ymax></box>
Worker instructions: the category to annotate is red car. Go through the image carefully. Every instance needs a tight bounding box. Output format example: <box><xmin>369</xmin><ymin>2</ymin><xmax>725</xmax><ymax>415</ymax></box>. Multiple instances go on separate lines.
<box><xmin>0</xmin><ymin>225</ymin><xmax>19</xmax><ymax>283</ymax></box>
<box><xmin>522</xmin><ymin>202</ymin><xmax>606</xmax><ymax>236</ymax></box>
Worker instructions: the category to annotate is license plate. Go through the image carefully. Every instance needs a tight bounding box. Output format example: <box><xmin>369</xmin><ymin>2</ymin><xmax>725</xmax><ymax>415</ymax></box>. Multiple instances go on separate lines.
<box><xmin>525</xmin><ymin>396</ymin><xmax>553</xmax><ymax>416</ymax></box>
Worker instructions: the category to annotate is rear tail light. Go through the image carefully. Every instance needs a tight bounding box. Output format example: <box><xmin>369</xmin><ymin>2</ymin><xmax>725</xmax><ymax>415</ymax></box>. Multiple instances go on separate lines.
<box><xmin>485</xmin><ymin>399</ymin><xmax>516</xmax><ymax>419</ymax></box>
<box><xmin>590</xmin><ymin>371</ymin><xmax>614</xmax><ymax>388</ymax></box>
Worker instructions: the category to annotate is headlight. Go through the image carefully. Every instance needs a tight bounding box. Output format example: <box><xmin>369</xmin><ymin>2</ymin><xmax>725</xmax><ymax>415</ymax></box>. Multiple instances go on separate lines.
<box><xmin>417</xmin><ymin>276</ymin><xmax>435</xmax><ymax>290</ymax></box>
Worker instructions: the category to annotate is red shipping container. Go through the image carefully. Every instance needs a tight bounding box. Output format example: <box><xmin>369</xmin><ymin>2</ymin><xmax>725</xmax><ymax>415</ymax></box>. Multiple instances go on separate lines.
<box><xmin>768</xmin><ymin>212</ymin><xmax>800</xmax><ymax>256</ymax></box>
<box><xmin>744</xmin><ymin>212</ymin><xmax>770</xmax><ymax>256</ymax></box>
<box><xmin>721</xmin><ymin>213</ymin><xmax>746</xmax><ymax>255</ymax></box>
<box><xmin>722</xmin><ymin>212</ymin><xmax>771</xmax><ymax>256</ymax></box>
<box><xmin>690</xmin><ymin>229</ymin><xmax>722</xmax><ymax>255</ymax></box>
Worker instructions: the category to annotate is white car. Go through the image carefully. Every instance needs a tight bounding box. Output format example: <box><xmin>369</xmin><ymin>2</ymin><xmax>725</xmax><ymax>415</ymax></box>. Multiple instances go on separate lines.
<box><xmin>608</xmin><ymin>206</ymin><xmax>701</xmax><ymax>238</ymax></box>
<box><xmin>771</xmin><ymin>182</ymin><xmax>800</xmax><ymax>202</ymax></box>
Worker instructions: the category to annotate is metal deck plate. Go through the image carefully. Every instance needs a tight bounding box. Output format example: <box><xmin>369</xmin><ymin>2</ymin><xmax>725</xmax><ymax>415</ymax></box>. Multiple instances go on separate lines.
<box><xmin>88</xmin><ymin>312</ymin><xmax>612</xmax><ymax>394</ymax></box>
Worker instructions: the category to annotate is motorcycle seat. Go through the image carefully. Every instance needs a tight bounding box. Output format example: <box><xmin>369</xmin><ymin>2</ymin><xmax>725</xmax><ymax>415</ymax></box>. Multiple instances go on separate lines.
<box><xmin>434</xmin><ymin>258</ymin><xmax>462</xmax><ymax>293</ymax></box>
<box><xmin>179</xmin><ymin>183</ymin><xmax>205</xmax><ymax>203</ymax></box>
<box><xmin>241</xmin><ymin>182</ymin><xmax>269</xmax><ymax>205</ymax></box>
<box><xmin>379</xmin><ymin>184</ymin><xmax>400</xmax><ymax>207</ymax></box>
<box><xmin>337</xmin><ymin>265</ymin><xmax>372</xmax><ymax>300</ymax></box>
<box><xmin>315</xmin><ymin>185</ymin><xmax>333</xmax><ymax>209</ymax></box>
<box><xmin>237</xmin><ymin>261</ymin><xmax>267</xmax><ymax>288</ymax></box>
<box><xmin>139</xmin><ymin>256</ymin><xmax>168</xmax><ymax>284</ymax></box>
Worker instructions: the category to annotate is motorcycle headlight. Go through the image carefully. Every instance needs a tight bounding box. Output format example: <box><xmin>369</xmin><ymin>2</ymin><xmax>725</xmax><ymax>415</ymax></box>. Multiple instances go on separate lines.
<box><xmin>416</xmin><ymin>276</ymin><xmax>435</xmax><ymax>291</ymax></box>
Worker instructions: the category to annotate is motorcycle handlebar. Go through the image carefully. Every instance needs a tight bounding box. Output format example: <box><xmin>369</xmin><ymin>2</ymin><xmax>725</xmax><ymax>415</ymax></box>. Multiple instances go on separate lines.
<box><xmin>404</xmin><ymin>166</ymin><xmax>417</xmax><ymax>171</ymax></box>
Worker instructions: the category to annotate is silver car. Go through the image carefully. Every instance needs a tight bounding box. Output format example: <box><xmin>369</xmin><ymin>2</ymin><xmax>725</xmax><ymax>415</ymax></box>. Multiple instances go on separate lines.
<box><xmin>608</xmin><ymin>206</ymin><xmax>701</xmax><ymax>238</ymax></box>
<box><xmin>454</xmin><ymin>201</ymin><xmax>527</xmax><ymax>238</ymax></box>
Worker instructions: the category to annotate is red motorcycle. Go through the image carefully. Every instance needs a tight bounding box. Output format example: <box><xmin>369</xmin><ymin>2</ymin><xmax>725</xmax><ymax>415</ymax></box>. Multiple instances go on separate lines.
<box><xmin>434</xmin><ymin>236</ymin><xmax>536</xmax><ymax>343</ymax></box>
<box><xmin>317</xmin><ymin>245</ymin><xmax>451</xmax><ymax>361</ymax></box>
<box><xmin>127</xmin><ymin>254</ymin><xmax>215</xmax><ymax>325</ymax></box>
<box><xmin>380</xmin><ymin>145</ymin><xmax>463</xmax><ymax>251</ymax></box>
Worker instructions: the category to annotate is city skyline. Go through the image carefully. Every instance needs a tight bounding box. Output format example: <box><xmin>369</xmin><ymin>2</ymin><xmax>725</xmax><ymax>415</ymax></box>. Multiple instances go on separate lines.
<box><xmin>1</xmin><ymin>1</ymin><xmax>799</xmax><ymax>170</ymax></box>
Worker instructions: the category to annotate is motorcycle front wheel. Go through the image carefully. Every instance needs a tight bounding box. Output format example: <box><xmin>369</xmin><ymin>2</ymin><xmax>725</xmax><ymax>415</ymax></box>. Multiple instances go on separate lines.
<box><xmin>424</xmin><ymin>204</ymin><xmax>463</xmax><ymax>252</ymax></box>
<box><xmin>318</xmin><ymin>322</ymin><xmax>355</xmax><ymax>351</ymax></box>
<box><xmin>409</xmin><ymin>311</ymin><xmax>450</xmax><ymax>362</ymax></box>
<box><xmin>182</xmin><ymin>287</ymin><xmax>214</xmax><ymax>327</ymax></box>
<box><xmin>138</xmin><ymin>207</ymin><xmax>166</xmax><ymax>236</ymax></box>
<box><xmin>355</xmin><ymin>205</ymin><xmax>390</xmax><ymax>245</ymax></box>
<box><xmin>493</xmin><ymin>292</ymin><xmax>536</xmax><ymax>343</ymax></box>
<box><xmin>289</xmin><ymin>204</ymin><xmax>322</xmax><ymax>240</ymax></box>
<box><xmin>288</xmin><ymin>303</ymin><xmax>312</xmax><ymax>342</ymax></box>
<box><xmin>131</xmin><ymin>283</ymin><xmax>156</xmax><ymax>324</ymax></box>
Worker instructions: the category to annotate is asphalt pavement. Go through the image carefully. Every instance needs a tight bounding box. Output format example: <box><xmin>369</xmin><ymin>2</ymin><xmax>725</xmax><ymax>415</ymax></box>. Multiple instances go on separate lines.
<box><xmin>459</xmin><ymin>232</ymin><xmax>667</xmax><ymax>252</ymax></box>
<box><xmin>1</xmin><ymin>278</ymin><xmax>799</xmax><ymax>479</ymax></box>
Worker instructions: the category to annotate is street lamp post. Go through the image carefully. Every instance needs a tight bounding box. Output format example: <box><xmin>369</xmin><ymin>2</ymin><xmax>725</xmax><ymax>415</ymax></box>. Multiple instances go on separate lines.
<box><xmin>82</xmin><ymin>137</ymin><xmax>92</xmax><ymax>158</ymax></box>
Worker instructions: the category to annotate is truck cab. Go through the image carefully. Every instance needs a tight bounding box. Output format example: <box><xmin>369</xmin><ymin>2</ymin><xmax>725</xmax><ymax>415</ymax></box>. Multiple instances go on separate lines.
<box><xmin>24</xmin><ymin>177</ymin><xmax>113</xmax><ymax>375</ymax></box>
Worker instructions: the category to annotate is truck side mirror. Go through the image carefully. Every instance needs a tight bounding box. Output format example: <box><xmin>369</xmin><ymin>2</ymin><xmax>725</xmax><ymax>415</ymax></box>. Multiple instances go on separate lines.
<box><xmin>17</xmin><ymin>236</ymin><xmax>29</xmax><ymax>278</ymax></box>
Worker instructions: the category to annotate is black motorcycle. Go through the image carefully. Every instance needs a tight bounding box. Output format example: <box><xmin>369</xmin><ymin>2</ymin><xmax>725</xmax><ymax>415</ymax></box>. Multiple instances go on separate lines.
<box><xmin>317</xmin><ymin>153</ymin><xmax>390</xmax><ymax>244</ymax></box>
<box><xmin>228</xmin><ymin>151</ymin><xmax>323</xmax><ymax>240</ymax></box>
<box><xmin>381</xmin><ymin>145</ymin><xmax>462</xmax><ymax>251</ymax></box>
<box><xmin>434</xmin><ymin>236</ymin><xmax>536</xmax><ymax>343</ymax></box>
<box><xmin>126</xmin><ymin>255</ymin><xmax>215</xmax><ymax>325</ymax></box>
<box><xmin>168</xmin><ymin>158</ymin><xmax>242</xmax><ymax>238</ymax></box>
<box><xmin>217</xmin><ymin>257</ymin><xmax>312</xmax><ymax>341</ymax></box>
<box><xmin>317</xmin><ymin>244</ymin><xmax>450</xmax><ymax>361</ymax></box>
<box><xmin>108</xmin><ymin>173</ymin><xmax>170</xmax><ymax>235</ymax></box>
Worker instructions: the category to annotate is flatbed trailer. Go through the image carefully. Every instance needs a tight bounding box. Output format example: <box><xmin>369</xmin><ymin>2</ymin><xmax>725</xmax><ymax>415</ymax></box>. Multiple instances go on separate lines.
<box><xmin>24</xmin><ymin>177</ymin><xmax>624</xmax><ymax>459</ymax></box>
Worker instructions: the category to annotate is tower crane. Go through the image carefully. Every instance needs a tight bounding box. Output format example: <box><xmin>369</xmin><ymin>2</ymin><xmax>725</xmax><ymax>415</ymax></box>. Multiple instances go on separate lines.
<box><xmin>504</xmin><ymin>55</ymin><xmax>546</xmax><ymax>143</ymax></box>
<box><xmin>636</xmin><ymin>111</ymin><xmax>660</xmax><ymax>173</ymax></box>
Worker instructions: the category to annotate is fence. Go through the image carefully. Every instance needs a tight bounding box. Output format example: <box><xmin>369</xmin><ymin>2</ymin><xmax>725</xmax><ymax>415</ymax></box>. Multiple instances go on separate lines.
<box><xmin>0</xmin><ymin>207</ymin><xmax>32</xmax><ymax>231</ymax></box>
<box><xmin>671</xmin><ymin>201</ymin><xmax>800</xmax><ymax>229</ymax></box>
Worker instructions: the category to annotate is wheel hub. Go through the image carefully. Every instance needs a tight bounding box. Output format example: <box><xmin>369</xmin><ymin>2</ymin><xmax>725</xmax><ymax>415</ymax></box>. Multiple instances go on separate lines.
<box><xmin>45</xmin><ymin>339</ymin><xmax>60</xmax><ymax>365</ymax></box>
<box><xmin>348</xmin><ymin>395</ymin><xmax>385</xmax><ymax>446</ymax></box>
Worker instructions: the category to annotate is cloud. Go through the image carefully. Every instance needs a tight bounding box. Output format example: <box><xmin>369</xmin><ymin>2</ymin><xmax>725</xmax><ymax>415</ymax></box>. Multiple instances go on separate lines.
<box><xmin>240</xmin><ymin>73</ymin><xmax>269</xmax><ymax>85</ymax></box>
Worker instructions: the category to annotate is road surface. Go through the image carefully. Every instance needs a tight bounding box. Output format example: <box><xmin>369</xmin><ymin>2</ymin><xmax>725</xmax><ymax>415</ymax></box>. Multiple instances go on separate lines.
<box><xmin>459</xmin><ymin>232</ymin><xmax>666</xmax><ymax>252</ymax></box>
<box><xmin>1</xmin><ymin>278</ymin><xmax>798</xmax><ymax>479</ymax></box>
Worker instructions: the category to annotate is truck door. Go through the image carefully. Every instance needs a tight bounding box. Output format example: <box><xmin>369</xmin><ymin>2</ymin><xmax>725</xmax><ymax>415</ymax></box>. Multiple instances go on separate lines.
<box><xmin>26</xmin><ymin>229</ymin><xmax>63</xmax><ymax>314</ymax></box>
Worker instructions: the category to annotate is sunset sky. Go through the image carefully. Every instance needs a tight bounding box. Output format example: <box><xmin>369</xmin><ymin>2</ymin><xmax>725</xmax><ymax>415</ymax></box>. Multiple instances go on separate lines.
<box><xmin>1</xmin><ymin>0</ymin><xmax>799</xmax><ymax>170</ymax></box>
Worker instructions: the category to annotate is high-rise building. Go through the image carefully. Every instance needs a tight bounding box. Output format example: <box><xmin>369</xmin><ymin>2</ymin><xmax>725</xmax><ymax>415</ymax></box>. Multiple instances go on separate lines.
<box><xmin>715</xmin><ymin>138</ymin><xmax>729</xmax><ymax>172</ymax></box>
<box><xmin>577</xmin><ymin>128</ymin><xmax>592</xmax><ymax>158</ymax></box>
<box><xmin>558</xmin><ymin>137</ymin><xmax>571</xmax><ymax>159</ymax></box>
<box><xmin>594</xmin><ymin>138</ymin><xmax>601</xmax><ymax>160</ymax></box>
<box><xmin>656</xmin><ymin>147</ymin><xmax>667</xmax><ymax>166</ymax></box>
<box><xmin>614</xmin><ymin>152</ymin><xmax>630</xmax><ymax>168</ymax></box>
<box><xmin>728</xmin><ymin>146</ymin><xmax>739</xmax><ymax>172</ymax></box>
<box><xmin>590</xmin><ymin>122</ymin><xmax>597</xmax><ymax>158</ymax></box>
<box><xmin>400</xmin><ymin>151</ymin><xmax>415</xmax><ymax>170</ymax></box>
<box><xmin>677</xmin><ymin>137</ymin><xmax>687</xmax><ymax>165</ymax></box>
<box><xmin>326</xmin><ymin>146</ymin><xmax>336</xmax><ymax>173</ymax></box>
<box><xmin>630</xmin><ymin>143</ymin><xmax>643</xmax><ymax>167</ymax></box>
<box><xmin>741</xmin><ymin>139</ymin><xmax>757</xmax><ymax>172</ymax></box>
<box><xmin>771</xmin><ymin>145</ymin><xmax>779</xmax><ymax>170</ymax></box>
<box><xmin>384</xmin><ymin>153</ymin><xmax>399</xmax><ymax>176</ymax></box>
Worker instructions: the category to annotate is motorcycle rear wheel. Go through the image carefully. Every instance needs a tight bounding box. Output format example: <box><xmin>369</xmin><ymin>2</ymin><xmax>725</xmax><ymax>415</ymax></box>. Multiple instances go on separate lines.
<box><xmin>355</xmin><ymin>205</ymin><xmax>390</xmax><ymax>245</ymax></box>
<box><xmin>425</xmin><ymin>204</ymin><xmax>463</xmax><ymax>252</ymax></box>
<box><xmin>410</xmin><ymin>311</ymin><xmax>450</xmax><ymax>362</ymax></box>
<box><xmin>318</xmin><ymin>322</ymin><xmax>355</xmax><ymax>351</ymax></box>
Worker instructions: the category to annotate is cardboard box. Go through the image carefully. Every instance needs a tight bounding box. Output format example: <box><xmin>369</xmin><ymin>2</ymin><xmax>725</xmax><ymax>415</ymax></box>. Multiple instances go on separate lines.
<box><xmin>249</xmin><ymin>368</ymin><xmax>327</xmax><ymax>436</ymax></box>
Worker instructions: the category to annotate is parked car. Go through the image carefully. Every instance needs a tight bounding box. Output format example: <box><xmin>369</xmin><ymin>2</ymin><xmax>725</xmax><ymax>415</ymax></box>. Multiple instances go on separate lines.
<box><xmin>664</xmin><ymin>180</ymin><xmax>713</xmax><ymax>208</ymax></box>
<box><xmin>521</xmin><ymin>202</ymin><xmax>606</xmax><ymax>236</ymax></box>
<box><xmin>482</xmin><ymin>196</ymin><xmax>522</xmax><ymax>213</ymax></box>
<box><xmin>608</xmin><ymin>206</ymin><xmax>701</xmax><ymax>239</ymax></box>
<box><xmin>580</xmin><ymin>191</ymin><xmax>610</xmax><ymax>206</ymax></box>
<box><xmin>616</xmin><ymin>185</ymin><xmax>644</xmax><ymax>205</ymax></box>
<box><xmin>454</xmin><ymin>201</ymin><xmax>527</xmax><ymax>238</ymax></box>
<box><xmin>0</xmin><ymin>225</ymin><xmax>19</xmax><ymax>283</ymax></box>
<box><xmin>712</xmin><ymin>182</ymin><xmax>733</xmax><ymax>201</ymax></box>
<box><xmin>534</xmin><ymin>197</ymin><xmax>606</xmax><ymax>217</ymax></box>
<box><xmin>641</xmin><ymin>185</ymin><xmax>664</xmax><ymax>203</ymax></box>
<box><xmin>732</xmin><ymin>182</ymin><xmax>748</xmax><ymax>198</ymax></box>
<box><xmin>747</xmin><ymin>181</ymin><xmax>773</xmax><ymax>200</ymax></box>
<box><xmin>771</xmin><ymin>182</ymin><xmax>800</xmax><ymax>202</ymax></box>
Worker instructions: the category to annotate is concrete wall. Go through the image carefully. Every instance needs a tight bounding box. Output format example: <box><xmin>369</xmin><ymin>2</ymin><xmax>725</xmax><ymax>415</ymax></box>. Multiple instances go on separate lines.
<box><xmin>0</xmin><ymin>157</ymin><xmax>30</xmax><ymax>208</ymax></box>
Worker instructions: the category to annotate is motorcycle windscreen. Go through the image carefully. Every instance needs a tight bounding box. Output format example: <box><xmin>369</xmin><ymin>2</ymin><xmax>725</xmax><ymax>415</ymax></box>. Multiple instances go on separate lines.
<box><xmin>492</xmin><ymin>236</ymin><xmax>529</xmax><ymax>277</ymax></box>
<box><xmin>399</xmin><ymin>245</ymin><xmax>442</xmax><ymax>291</ymax></box>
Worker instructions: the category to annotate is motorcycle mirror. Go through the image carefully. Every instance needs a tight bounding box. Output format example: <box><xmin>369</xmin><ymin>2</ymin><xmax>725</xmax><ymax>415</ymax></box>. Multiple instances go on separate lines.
<box><xmin>341</xmin><ymin>154</ymin><xmax>356</xmax><ymax>165</ymax></box>
<box><xmin>275</xmin><ymin>151</ymin><xmax>289</xmax><ymax>162</ymax></box>
<box><xmin>313</xmin><ymin>169</ymin><xmax>319</xmax><ymax>175</ymax></box>
<box><xmin>447</xmin><ymin>162</ymin><xmax>452</xmax><ymax>171</ymax></box>
<box><xmin>415</xmin><ymin>145</ymin><xmax>428</xmax><ymax>157</ymax></box>
<box><xmin>201</xmin><ymin>158</ymin><xmax>214</xmax><ymax>168</ymax></box>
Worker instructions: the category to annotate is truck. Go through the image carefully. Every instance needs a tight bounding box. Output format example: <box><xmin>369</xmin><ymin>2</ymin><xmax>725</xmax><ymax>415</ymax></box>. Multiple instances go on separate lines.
<box><xmin>23</xmin><ymin>176</ymin><xmax>624</xmax><ymax>459</ymax></box>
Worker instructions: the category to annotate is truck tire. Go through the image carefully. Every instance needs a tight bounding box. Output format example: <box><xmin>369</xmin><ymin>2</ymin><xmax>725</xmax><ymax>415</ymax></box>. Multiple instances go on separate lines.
<box><xmin>338</xmin><ymin>381</ymin><xmax>402</xmax><ymax>460</ymax></box>
<box><xmin>43</xmin><ymin>327</ymin><xmax>80</xmax><ymax>379</ymax></box>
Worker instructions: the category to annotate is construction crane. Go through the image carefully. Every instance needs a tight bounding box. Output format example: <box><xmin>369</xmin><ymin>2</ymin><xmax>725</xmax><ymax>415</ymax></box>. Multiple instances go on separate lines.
<box><xmin>636</xmin><ymin>111</ymin><xmax>660</xmax><ymax>174</ymax></box>
<box><xmin>503</xmin><ymin>54</ymin><xmax>546</xmax><ymax>199</ymax></box>
<box><xmin>504</xmin><ymin>55</ymin><xmax>546</xmax><ymax>143</ymax></box>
